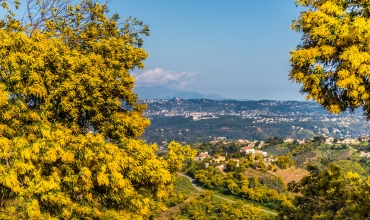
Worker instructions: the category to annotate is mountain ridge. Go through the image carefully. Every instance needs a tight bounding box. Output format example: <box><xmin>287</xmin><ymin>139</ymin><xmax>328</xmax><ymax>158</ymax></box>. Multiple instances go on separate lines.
<box><xmin>134</xmin><ymin>86</ymin><xmax>227</xmax><ymax>100</ymax></box>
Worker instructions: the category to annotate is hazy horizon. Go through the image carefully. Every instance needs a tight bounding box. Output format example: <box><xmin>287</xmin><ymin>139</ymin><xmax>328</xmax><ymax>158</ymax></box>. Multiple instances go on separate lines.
<box><xmin>134</xmin><ymin>85</ymin><xmax>315</xmax><ymax>102</ymax></box>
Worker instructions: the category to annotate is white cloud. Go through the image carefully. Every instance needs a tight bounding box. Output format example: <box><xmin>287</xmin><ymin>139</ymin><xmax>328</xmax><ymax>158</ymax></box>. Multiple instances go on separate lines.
<box><xmin>133</xmin><ymin>68</ymin><xmax>200</xmax><ymax>88</ymax></box>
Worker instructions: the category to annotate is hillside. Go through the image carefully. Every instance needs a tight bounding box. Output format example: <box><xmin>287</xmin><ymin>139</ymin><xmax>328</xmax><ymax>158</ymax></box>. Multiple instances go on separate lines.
<box><xmin>140</xmin><ymin>99</ymin><xmax>370</xmax><ymax>146</ymax></box>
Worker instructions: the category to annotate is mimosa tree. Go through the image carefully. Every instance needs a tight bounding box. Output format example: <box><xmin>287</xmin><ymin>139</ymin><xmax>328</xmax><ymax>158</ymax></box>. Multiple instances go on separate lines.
<box><xmin>0</xmin><ymin>0</ymin><xmax>195</xmax><ymax>219</ymax></box>
<box><xmin>290</xmin><ymin>0</ymin><xmax>370</xmax><ymax>119</ymax></box>
<box><xmin>286</xmin><ymin>2</ymin><xmax>370</xmax><ymax>218</ymax></box>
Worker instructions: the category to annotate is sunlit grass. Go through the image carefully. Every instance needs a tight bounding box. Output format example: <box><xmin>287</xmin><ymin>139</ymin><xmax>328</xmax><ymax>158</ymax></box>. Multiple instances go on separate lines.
<box><xmin>174</xmin><ymin>175</ymin><xmax>197</xmax><ymax>197</ymax></box>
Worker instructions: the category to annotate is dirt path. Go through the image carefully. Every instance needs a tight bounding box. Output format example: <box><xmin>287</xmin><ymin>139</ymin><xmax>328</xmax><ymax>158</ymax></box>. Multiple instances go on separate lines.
<box><xmin>178</xmin><ymin>173</ymin><xmax>278</xmax><ymax>216</ymax></box>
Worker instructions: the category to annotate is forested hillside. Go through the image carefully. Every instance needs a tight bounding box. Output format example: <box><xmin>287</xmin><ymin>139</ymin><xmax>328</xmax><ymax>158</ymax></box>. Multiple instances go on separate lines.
<box><xmin>160</xmin><ymin>137</ymin><xmax>370</xmax><ymax>219</ymax></box>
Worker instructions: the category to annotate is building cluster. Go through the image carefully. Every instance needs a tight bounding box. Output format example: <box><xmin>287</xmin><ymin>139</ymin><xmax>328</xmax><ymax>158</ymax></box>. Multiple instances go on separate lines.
<box><xmin>360</xmin><ymin>151</ymin><xmax>370</xmax><ymax>157</ymax></box>
<box><xmin>193</xmin><ymin>145</ymin><xmax>272</xmax><ymax>167</ymax></box>
<box><xmin>239</xmin><ymin>146</ymin><xmax>267</xmax><ymax>157</ymax></box>
<box><xmin>194</xmin><ymin>152</ymin><xmax>212</xmax><ymax>161</ymax></box>
<box><xmin>142</xmin><ymin>99</ymin><xmax>369</xmax><ymax>138</ymax></box>
<box><xmin>194</xmin><ymin>134</ymin><xmax>370</xmax><ymax>166</ymax></box>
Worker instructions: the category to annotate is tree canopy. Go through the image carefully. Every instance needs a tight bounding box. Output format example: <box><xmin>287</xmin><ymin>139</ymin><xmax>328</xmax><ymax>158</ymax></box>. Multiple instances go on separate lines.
<box><xmin>290</xmin><ymin>0</ymin><xmax>370</xmax><ymax>119</ymax></box>
<box><xmin>0</xmin><ymin>0</ymin><xmax>195</xmax><ymax>219</ymax></box>
<box><xmin>278</xmin><ymin>164</ymin><xmax>370</xmax><ymax>219</ymax></box>
<box><xmin>173</xmin><ymin>191</ymin><xmax>262</xmax><ymax>220</ymax></box>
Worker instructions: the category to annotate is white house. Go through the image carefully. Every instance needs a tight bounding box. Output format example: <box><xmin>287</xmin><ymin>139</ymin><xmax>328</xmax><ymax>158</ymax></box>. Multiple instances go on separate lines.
<box><xmin>326</xmin><ymin>137</ymin><xmax>334</xmax><ymax>144</ymax></box>
<box><xmin>240</xmin><ymin>146</ymin><xmax>255</xmax><ymax>155</ymax></box>
<box><xmin>360</xmin><ymin>151</ymin><xmax>370</xmax><ymax>157</ymax></box>
<box><xmin>255</xmin><ymin>150</ymin><xmax>268</xmax><ymax>157</ymax></box>
<box><xmin>194</xmin><ymin>152</ymin><xmax>211</xmax><ymax>161</ymax></box>
<box><xmin>284</xmin><ymin>138</ymin><xmax>294</xmax><ymax>143</ymax></box>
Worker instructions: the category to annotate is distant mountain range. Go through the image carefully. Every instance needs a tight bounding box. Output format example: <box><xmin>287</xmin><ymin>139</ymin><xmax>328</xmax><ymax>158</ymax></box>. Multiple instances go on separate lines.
<box><xmin>134</xmin><ymin>86</ymin><xmax>227</xmax><ymax>100</ymax></box>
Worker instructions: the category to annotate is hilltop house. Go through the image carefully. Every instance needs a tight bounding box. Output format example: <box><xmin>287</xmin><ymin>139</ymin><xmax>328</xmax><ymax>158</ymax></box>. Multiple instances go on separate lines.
<box><xmin>264</xmin><ymin>157</ymin><xmax>276</xmax><ymax>163</ymax></box>
<box><xmin>326</xmin><ymin>137</ymin><xmax>334</xmax><ymax>144</ymax></box>
<box><xmin>213</xmin><ymin>156</ymin><xmax>226</xmax><ymax>163</ymax></box>
<box><xmin>284</xmin><ymin>138</ymin><xmax>294</xmax><ymax>143</ymax></box>
<box><xmin>360</xmin><ymin>151</ymin><xmax>370</xmax><ymax>157</ymax></box>
<box><xmin>237</xmin><ymin>139</ymin><xmax>250</xmax><ymax>144</ymax></box>
<box><xmin>255</xmin><ymin>150</ymin><xmax>267</xmax><ymax>157</ymax></box>
<box><xmin>194</xmin><ymin>152</ymin><xmax>211</xmax><ymax>161</ymax></box>
<box><xmin>240</xmin><ymin>146</ymin><xmax>255</xmax><ymax>155</ymax></box>
<box><xmin>340</xmin><ymin>138</ymin><xmax>359</xmax><ymax>145</ymax></box>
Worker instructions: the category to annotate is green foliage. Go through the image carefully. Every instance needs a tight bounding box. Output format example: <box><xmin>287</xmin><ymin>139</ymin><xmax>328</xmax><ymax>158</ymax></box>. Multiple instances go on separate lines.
<box><xmin>174</xmin><ymin>175</ymin><xmax>197</xmax><ymax>198</ymax></box>
<box><xmin>257</xmin><ymin>174</ymin><xmax>286</xmax><ymax>194</ymax></box>
<box><xmin>163</xmin><ymin>174</ymin><xmax>198</xmax><ymax>208</ymax></box>
<box><xmin>263</xmin><ymin>145</ymin><xmax>290</xmax><ymax>156</ymax></box>
<box><xmin>279</xmin><ymin>164</ymin><xmax>370</xmax><ymax>219</ymax></box>
<box><xmin>265</xmin><ymin>136</ymin><xmax>284</xmax><ymax>146</ymax></box>
<box><xmin>293</xmin><ymin>151</ymin><xmax>316</xmax><ymax>167</ymax></box>
<box><xmin>190</xmin><ymin>165</ymin><xmax>290</xmax><ymax>208</ymax></box>
<box><xmin>192</xmin><ymin>141</ymin><xmax>240</xmax><ymax>158</ymax></box>
<box><xmin>312</xmin><ymin>135</ymin><xmax>326</xmax><ymax>144</ymax></box>
<box><xmin>173</xmin><ymin>191</ymin><xmax>262</xmax><ymax>220</ymax></box>
<box><xmin>273</xmin><ymin>156</ymin><xmax>295</xmax><ymax>169</ymax></box>
<box><xmin>290</xmin><ymin>144</ymin><xmax>312</xmax><ymax>155</ymax></box>
<box><xmin>334</xmin><ymin>160</ymin><xmax>365</xmax><ymax>175</ymax></box>
<box><xmin>289</xmin><ymin>140</ymin><xmax>319</xmax><ymax>156</ymax></box>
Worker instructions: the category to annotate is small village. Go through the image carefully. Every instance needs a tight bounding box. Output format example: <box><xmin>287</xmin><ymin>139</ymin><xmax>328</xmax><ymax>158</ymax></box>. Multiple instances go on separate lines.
<box><xmin>193</xmin><ymin>135</ymin><xmax>370</xmax><ymax>169</ymax></box>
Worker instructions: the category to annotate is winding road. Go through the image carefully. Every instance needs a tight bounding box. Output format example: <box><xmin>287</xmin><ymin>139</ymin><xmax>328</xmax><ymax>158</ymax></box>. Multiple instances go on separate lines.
<box><xmin>178</xmin><ymin>173</ymin><xmax>278</xmax><ymax>216</ymax></box>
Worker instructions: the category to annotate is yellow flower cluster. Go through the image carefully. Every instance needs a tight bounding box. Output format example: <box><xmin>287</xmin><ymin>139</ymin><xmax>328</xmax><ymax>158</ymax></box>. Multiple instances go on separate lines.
<box><xmin>0</xmin><ymin>0</ymin><xmax>196</xmax><ymax>219</ymax></box>
<box><xmin>291</xmin><ymin>0</ymin><xmax>370</xmax><ymax>117</ymax></box>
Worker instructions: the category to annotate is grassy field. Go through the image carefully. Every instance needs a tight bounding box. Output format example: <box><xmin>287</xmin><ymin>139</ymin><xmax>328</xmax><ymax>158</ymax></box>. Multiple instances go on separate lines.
<box><xmin>174</xmin><ymin>175</ymin><xmax>197</xmax><ymax>197</ymax></box>
<box><xmin>359</xmin><ymin>141</ymin><xmax>369</xmax><ymax>147</ymax></box>
<box><xmin>269</xmin><ymin>167</ymin><xmax>309</xmax><ymax>184</ymax></box>
<box><xmin>211</xmin><ymin>190</ymin><xmax>278</xmax><ymax>212</ymax></box>
<box><xmin>211</xmin><ymin>196</ymin><xmax>276</xmax><ymax>220</ymax></box>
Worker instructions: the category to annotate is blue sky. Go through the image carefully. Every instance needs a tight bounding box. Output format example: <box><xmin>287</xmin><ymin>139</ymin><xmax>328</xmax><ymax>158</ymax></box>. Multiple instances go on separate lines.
<box><xmin>30</xmin><ymin>0</ymin><xmax>306</xmax><ymax>100</ymax></box>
